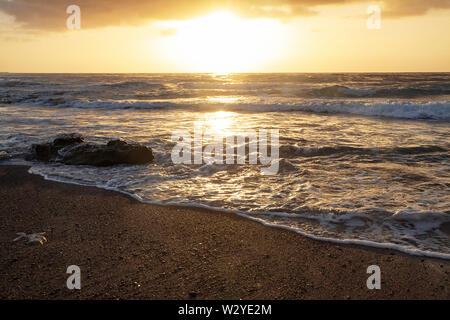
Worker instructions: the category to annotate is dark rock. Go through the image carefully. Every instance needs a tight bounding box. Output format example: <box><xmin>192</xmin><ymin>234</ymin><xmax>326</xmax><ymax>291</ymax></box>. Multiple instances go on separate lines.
<box><xmin>440</xmin><ymin>222</ymin><xmax>450</xmax><ymax>237</ymax></box>
<box><xmin>52</xmin><ymin>133</ymin><xmax>84</xmax><ymax>147</ymax></box>
<box><xmin>60</xmin><ymin>141</ymin><xmax>154</xmax><ymax>166</ymax></box>
<box><xmin>107</xmin><ymin>139</ymin><xmax>128</xmax><ymax>147</ymax></box>
<box><xmin>29</xmin><ymin>143</ymin><xmax>52</xmax><ymax>161</ymax></box>
<box><xmin>27</xmin><ymin>133</ymin><xmax>153</xmax><ymax>166</ymax></box>
<box><xmin>28</xmin><ymin>133</ymin><xmax>84</xmax><ymax>161</ymax></box>
<box><xmin>0</xmin><ymin>150</ymin><xmax>10</xmax><ymax>161</ymax></box>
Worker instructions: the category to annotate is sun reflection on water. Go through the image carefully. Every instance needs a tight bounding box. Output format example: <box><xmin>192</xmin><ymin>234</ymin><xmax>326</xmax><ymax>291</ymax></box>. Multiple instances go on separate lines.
<box><xmin>207</xmin><ymin>96</ymin><xmax>239</xmax><ymax>103</ymax></box>
<box><xmin>199</xmin><ymin>111</ymin><xmax>237</xmax><ymax>136</ymax></box>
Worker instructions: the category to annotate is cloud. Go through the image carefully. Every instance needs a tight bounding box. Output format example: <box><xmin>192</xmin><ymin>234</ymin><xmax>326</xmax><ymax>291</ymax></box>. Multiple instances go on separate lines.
<box><xmin>381</xmin><ymin>0</ymin><xmax>450</xmax><ymax>18</ymax></box>
<box><xmin>0</xmin><ymin>0</ymin><xmax>449</xmax><ymax>31</ymax></box>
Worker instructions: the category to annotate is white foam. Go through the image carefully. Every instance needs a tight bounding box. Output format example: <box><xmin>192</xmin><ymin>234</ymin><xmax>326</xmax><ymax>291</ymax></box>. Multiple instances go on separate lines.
<box><xmin>27</xmin><ymin>165</ymin><xmax>450</xmax><ymax>260</ymax></box>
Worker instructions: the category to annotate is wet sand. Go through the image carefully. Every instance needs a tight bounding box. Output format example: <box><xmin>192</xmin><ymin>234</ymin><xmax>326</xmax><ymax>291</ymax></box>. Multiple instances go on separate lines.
<box><xmin>0</xmin><ymin>165</ymin><xmax>448</xmax><ymax>299</ymax></box>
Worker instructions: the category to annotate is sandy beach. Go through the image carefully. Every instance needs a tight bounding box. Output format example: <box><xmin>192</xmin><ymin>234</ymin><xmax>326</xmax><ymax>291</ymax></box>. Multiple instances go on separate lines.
<box><xmin>0</xmin><ymin>165</ymin><xmax>448</xmax><ymax>299</ymax></box>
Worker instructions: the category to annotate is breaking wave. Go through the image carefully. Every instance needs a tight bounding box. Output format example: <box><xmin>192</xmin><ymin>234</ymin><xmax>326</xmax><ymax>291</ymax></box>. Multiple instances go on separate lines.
<box><xmin>2</xmin><ymin>96</ymin><xmax>450</xmax><ymax>120</ymax></box>
<box><xmin>280</xmin><ymin>144</ymin><xmax>449</xmax><ymax>158</ymax></box>
<box><xmin>307</xmin><ymin>84</ymin><xmax>450</xmax><ymax>98</ymax></box>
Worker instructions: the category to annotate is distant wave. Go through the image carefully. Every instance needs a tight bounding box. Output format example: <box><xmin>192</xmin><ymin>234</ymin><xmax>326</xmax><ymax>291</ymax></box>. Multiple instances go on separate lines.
<box><xmin>97</xmin><ymin>81</ymin><xmax>167</xmax><ymax>90</ymax></box>
<box><xmin>0</xmin><ymin>80</ymin><xmax>43</xmax><ymax>87</ymax></box>
<box><xmin>307</xmin><ymin>84</ymin><xmax>450</xmax><ymax>98</ymax></box>
<box><xmin>307</xmin><ymin>85</ymin><xmax>370</xmax><ymax>98</ymax></box>
<box><xmin>238</xmin><ymin>100</ymin><xmax>450</xmax><ymax>120</ymax></box>
<box><xmin>280</xmin><ymin>144</ymin><xmax>448</xmax><ymax>158</ymax></box>
<box><xmin>3</xmin><ymin>96</ymin><xmax>450</xmax><ymax>120</ymax></box>
<box><xmin>2</xmin><ymin>97</ymin><xmax>178</xmax><ymax>110</ymax></box>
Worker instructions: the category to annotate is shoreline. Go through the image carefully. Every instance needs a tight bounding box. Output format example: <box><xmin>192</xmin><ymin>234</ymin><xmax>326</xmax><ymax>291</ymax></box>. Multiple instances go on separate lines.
<box><xmin>27</xmin><ymin>163</ymin><xmax>450</xmax><ymax>260</ymax></box>
<box><xmin>0</xmin><ymin>165</ymin><xmax>448</xmax><ymax>299</ymax></box>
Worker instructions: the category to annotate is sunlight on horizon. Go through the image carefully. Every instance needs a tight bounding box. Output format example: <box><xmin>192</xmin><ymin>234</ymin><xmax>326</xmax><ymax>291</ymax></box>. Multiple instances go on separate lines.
<box><xmin>161</xmin><ymin>11</ymin><xmax>287</xmax><ymax>73</ymax></box>
<box><xmin>1</xmin><ymin>4</ymin><xmax>449</xmax><ymax>72</ymax></box>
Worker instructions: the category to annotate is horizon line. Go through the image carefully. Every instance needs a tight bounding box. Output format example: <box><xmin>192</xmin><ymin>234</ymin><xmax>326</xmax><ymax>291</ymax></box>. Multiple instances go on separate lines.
<box><xmin>2</xmin><ymin>71</ymin><xmax>450</xmax><ymax>74</ymax></box>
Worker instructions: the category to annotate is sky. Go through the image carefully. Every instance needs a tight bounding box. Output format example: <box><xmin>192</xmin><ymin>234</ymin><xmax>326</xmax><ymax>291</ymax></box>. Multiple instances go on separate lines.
<box><xmin>0</xmin><ymin>0</ymin><xmax>449</xmax><ymax>73</ymax></box>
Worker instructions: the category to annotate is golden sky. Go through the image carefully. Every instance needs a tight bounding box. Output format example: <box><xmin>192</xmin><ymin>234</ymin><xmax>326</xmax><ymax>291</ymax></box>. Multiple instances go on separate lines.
<box><xmin>1</xmin><ymin>0</ymin><xmax>449</xmax><ymax>73</ymax></box>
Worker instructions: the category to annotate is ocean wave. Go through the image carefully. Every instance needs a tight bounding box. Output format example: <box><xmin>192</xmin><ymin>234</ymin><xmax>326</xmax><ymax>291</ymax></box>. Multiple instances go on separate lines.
<box><xmin>4</xmin><ymin>98</ymin><xmax>178</xmax><ymax>110</ymax></box>
<box><xmin>307</xmin><ymin>84</ymin><xmax>450</xmax><ymax>98</ymax></box>
<box><xmin>307</xmin><ymin>85</ymin><xmax>372</xmax><ymax>98</ymax></box>
<box><xmin>5</xmin><ymin>96</ymin><xmax>450</xmax><ymax>121</ymax></box>
<box><xmin>97</xmin><ymin>81</ymin><xmax>168</xmax><ymax>90</ymax></box>
<box><xmin>239</xmin><ymin>100</ymin><xmax>450</xmax><ymax>120</ymax></box>
<box><xmin>0</xmin><ymin>80</ymin><xmax>43</xmax><ymax>87</ymax></box>
<box><xmin>280</xmin><ymin>144</ymin><xmax>448</xmax><ymax>158</ymax></box>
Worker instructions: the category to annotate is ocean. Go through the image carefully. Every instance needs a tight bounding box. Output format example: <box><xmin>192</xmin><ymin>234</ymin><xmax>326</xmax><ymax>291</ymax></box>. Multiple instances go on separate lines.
<box><xmin>0</xmin><ymin>73</ymin><xmax>449</xmax><ymax>258</ymax></box>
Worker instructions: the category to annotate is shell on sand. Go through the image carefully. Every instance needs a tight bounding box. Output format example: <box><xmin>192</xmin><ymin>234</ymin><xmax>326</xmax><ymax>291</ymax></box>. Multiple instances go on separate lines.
<box><xmin>13</xmin><ymin>232</ymin><xmax>47</xmax><ymax>245</ymax></box>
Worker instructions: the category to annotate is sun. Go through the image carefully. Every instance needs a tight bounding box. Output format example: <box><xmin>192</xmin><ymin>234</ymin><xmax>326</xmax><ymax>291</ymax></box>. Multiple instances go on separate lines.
<box><xmin>161</xmin><ymin>11</ymin><xmax>286</xmax><ymax>73</ymax></box>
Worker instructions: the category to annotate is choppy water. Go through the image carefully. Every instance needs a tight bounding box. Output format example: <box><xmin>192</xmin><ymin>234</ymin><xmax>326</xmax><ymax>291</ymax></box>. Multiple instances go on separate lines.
<box><xmin>0</xmin><ymin>73</ymin><xmax>449</xmax><ymax>258</ymax></box>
